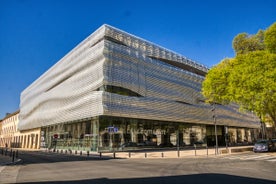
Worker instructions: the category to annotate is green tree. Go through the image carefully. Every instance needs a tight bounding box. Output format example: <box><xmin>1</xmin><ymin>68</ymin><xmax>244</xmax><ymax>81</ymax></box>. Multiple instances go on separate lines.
<box><xmin>232</xmin><ymin>30</ymin><xmax>265</xmax><ymax>55</ymax></box>
<box><xmin>202</xmin><ymin>58</ymin><xmax>232</xmax><ymax>104</ymax></box>
<box><xmin>265</xmin><ymin>22</ymin><xmax>276</xmax><ymax>53</ymax></box>
<box><xmin>202</xmin><ymin>22</ymin><xmax>276</xmax><ymax>128</ymax></box>
<box><xmin>229</xmin><ymin>51</ymin><xmax>276</xmax><ymax>122</ymax></box>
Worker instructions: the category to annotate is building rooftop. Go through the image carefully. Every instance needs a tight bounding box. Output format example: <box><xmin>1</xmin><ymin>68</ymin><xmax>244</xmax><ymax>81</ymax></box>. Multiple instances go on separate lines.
<box><xmin>103</xmin><ymin>24</ymin><xmax>209</xmax><ymax>76</ymax></box>
<box><xmin>2</xmin><ymin>110</ymin><xmax>20</xmax><ymax>121</ymax></box>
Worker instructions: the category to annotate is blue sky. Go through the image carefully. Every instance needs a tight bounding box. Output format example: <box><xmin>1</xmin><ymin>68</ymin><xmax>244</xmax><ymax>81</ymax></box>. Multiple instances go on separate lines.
<box><xmin>0</xmin><ymin>0</ymin><xmax>275</xmax><ymax>119</ymax></box>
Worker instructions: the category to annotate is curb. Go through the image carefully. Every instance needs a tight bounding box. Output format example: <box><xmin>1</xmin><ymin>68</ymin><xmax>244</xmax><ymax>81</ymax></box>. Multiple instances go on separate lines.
<box><xmin>6</xmin><ymin>158</ymin><xmax>23</xmax><ymax>165</ymax></box>
<box><xmin>1</xmin><ymin>158</ymin><xmax>22</xmax><ymax>166</ymax></box>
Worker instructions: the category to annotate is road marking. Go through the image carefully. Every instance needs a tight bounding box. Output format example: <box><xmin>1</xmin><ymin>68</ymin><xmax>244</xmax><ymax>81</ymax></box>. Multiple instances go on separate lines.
<box><xmin>242</xmin><ymin>155</ymin><xmax>270</xmax><ymax>160</ymax></box>
<box><xmin>254</xmin><ymin>156</ymin><xmax>276</xmax><ymax>160</ymax></box>
<box><xmin>220</xmin><ymin>153</ymin><xmax>276</xmax><ymax>162</ymax></box>
<box><xmin>0</xmin><ymin>166</ymin><xmax>6</xmax><ymax>173</ymax></box>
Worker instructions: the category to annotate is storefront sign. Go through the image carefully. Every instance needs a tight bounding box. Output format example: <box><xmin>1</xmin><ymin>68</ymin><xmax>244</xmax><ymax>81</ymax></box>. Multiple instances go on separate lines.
<box><xmin>107</xmin><ymin>126</ymin><xmax>118</xmax><ymax>133</ymax></box>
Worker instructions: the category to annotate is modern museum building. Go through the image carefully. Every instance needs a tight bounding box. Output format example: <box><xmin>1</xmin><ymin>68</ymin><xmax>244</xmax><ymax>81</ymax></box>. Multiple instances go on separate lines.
<box><xmin>18</xmin><ymin>25</ymin><xmax>260</xmax><ymax>152</ymax></box>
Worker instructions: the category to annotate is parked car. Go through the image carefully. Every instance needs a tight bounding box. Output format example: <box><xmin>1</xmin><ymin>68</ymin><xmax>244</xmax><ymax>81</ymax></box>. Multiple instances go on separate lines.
<box><xmin>268</xmin><ymin>139</ymin><xmax>276</xmax><ymax>152</ymax></box>
<box><xmin>137</xmin><ymin>140</ymin><xmax>157</xmax><ymax>147</ymax></box>
<box><xmin>120</xmin><ymin>142</ymin><xmax>138</xmax><ymax>149</ymax></box>
<box><xmin>253</xmin><ymin>140</ymin><xmax>269</xmax><ymax>152</ymax></box>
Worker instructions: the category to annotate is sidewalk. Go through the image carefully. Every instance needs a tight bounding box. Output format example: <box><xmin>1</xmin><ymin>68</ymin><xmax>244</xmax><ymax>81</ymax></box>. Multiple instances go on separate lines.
<box><xmin>0</xmin><ymin>145</ymin><xmax>254</xmax><ymax>164</ymax></box>
<box><xmin>45</xmin><ymin>145</ymin><xmax>253</xmax><ymax>159</ymax></box>
<box><xmin>0</xmin><ymin>155</ymin><xmax>15</xmax><ymax>165</ymax></box>
<box><xmin>0</xmin><ymin>149</ymin><xmax>21</xmax><ymax>166</ymax></box>
<box><xmin>99</xmin><ymin>146</ymin><xmax>253</xmax><ymax>159</ymax></box>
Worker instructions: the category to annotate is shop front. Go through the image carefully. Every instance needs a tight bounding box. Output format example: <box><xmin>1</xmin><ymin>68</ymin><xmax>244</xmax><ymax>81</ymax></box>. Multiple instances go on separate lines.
<box><xmin>41</xmin><ymin>116</ymin><xmax>258</xmax><ymax>152</ymax></box>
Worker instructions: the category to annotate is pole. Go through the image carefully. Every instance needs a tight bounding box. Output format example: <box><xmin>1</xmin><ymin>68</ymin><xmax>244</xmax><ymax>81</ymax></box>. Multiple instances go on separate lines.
<box><xmin>177</xmin><ymin>130</ymin><xmax>180</xmax><ymax>158</ymax></box>
<box><xmin>214</xmin><ymin>116</ymin><xmax>218</xmax><ymax>155</ymax></box>
<box><xmin>212</xmin><ymin>103</ymin><xmax>218</xmax><ymax>155</ymax></box>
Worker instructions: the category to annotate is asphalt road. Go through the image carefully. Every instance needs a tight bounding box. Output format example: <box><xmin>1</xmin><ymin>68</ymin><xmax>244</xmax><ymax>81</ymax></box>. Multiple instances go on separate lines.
<box><xmin>1</xmin><ymin>150</ymin><xmax>276</xmax><ymax>184</ymax></box>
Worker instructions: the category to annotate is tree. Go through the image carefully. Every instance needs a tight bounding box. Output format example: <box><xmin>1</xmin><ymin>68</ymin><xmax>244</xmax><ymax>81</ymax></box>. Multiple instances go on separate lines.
<box><xmin>265</xmin><ymin>22</ymin><xmax>276</xmax><ymax>53</ymax></box>
<box><xmin>230</xmin><ymin>51</ymin><xmax>276</xmax><ymax>122</ymax></box>
<box><xmin>232</xmin><ymin>30</ymin><xmax>265</xmax><ymax>55</ymax></box>
<box><xmin>202</xmin><ymin>58</ymin><xmax>232</xmax><ymax>104</ymax></box>
<box><xmin>202</xmin><ymin>22</ymin><xmax>276</xmax><ymax>129</ymax></box>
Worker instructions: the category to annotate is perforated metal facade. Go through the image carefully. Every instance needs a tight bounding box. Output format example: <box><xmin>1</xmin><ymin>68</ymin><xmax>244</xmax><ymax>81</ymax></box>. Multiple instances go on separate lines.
<box><xmin>18</xmin><ymin>24</ymin><xmax>260</xmax><ymax>131</ymax></box>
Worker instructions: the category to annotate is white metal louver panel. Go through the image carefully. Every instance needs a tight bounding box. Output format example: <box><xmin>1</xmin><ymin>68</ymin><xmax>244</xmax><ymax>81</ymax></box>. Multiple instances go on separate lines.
<box><xmin>19</xmin><ymin>24</ymin><xmax>260</xmax><ymax>131</ymax></box>
<box><xmin>101</xmin><ymin>25</ymin><xmax>259</xmax><ymax>128</ymax></box>
<box><xmin>19</xmin><ymin>29</ymin><xmax>107</xmax><ymax>130</ymax></box>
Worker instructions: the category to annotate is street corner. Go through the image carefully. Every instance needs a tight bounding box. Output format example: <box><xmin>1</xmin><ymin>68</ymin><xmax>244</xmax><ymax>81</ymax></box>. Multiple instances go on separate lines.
<box><xmin>0</xmin><ymin>155</ymin><xmax>22</xmax><ymax>166</ymax></box>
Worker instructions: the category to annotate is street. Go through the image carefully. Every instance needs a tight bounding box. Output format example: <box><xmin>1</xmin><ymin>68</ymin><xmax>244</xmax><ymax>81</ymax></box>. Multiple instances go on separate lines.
<box><xmin>1</xmin><ymin>150</ymin><xmax>276</xmax><ymax>184</ymax></box>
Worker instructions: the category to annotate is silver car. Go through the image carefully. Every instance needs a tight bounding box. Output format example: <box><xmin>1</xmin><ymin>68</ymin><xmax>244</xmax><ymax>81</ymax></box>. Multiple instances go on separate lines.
<box><xmin>253</xmin><ymin>140</ymin><xmax>269</xmax><ymax>152</ymax></box>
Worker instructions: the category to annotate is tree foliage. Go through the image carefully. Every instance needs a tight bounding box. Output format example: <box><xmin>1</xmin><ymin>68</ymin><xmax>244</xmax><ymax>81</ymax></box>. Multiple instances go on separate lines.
<box><xmin>202</xmin><ymin>22</ymin><xmax>276</xmax><ymax>127</ymax></box>
<box><xmin>265</xmin><ymin>22</ymin><xmax>276</xmax><ymax>53</ymax></box>
<box><xmin>202</xmin><ymin>58</ymin><xmax>232</xmax><ymax>104</ymax></box>
<box><xmin>232</xmin><ymin>30</ymin><xmax>265</xmax><ymax>54</ymax></box>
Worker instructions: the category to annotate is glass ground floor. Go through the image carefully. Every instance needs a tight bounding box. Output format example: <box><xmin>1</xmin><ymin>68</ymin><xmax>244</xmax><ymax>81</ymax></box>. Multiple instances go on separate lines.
<box><xmin>41</xmin><ymin>116</ymin><xmax>259</xmax><ymax>152</ymax></box>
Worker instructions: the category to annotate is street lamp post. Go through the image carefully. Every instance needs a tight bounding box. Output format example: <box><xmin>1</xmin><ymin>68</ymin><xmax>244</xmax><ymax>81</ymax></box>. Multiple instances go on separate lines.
<box><xmin>212</xmin><ymin>104</ymin><xmax>219</xmax><ymax>155</ymax></box>
<box><xmin>177</xmin><ymin>129</ymin><xmax>180</xmax><ymax>157</ymax></box>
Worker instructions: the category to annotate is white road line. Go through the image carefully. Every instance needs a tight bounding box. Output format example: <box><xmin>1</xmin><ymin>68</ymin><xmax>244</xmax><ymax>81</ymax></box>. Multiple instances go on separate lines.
<box><xmin>225</xmin><ymin>156</ymin><xmax>240</xmax><ymax>159</ymax></box>
<box><xmin>254</xmin><ymin>156</ymin><xmax>276</xmax><ymax>160</ymax></box>
<box><xmin>226</xmin><ymin>155</ymin><xmax>249</xmax><ymax>160</ymax></box>
<box><xmin>220</xmin><ymin>154</ymin><xmax>276</xmax><ymax>162</ymax></box>
<box><xmin>242</xmin><ymin>155</ymin><xmax>270</xmax><ymax>160</ymax></box>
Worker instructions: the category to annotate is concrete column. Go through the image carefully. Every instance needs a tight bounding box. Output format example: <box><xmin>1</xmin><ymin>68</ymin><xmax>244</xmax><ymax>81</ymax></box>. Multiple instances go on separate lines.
<box><xmin>20</xmin><ymin>135</ymin><xmax>23</xmax><ymax>148</ymax></box>
<box><xmin>31</xmin><ymin>134</ymin><xmax>34</xmax><ymax>149</ymax></box>
<box><xmin>28</xmin><ymin>135</ymin><xmax>31</xmax><ymax>149</ymax></box>
<box><xmin>35</xmin><ymin>134</ymin><xmax>39</xmax><ymax>149</ymax></box>
<box><xmin>23</xmin><ymin>135</ymin><xmax>27</xmax><ymax>148</ymax></box>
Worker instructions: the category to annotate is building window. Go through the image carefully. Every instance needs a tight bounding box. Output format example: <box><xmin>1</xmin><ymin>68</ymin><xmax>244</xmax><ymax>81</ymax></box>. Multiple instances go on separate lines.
<box><xmin>97</xmin><ymin>85</ymin><xmax>142</xmax><ymax>97</ymax></box>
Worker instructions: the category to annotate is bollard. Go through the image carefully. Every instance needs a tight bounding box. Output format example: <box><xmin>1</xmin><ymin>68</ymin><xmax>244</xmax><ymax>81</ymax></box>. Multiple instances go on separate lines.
<box><xmin>113</xmin><ymin>152</ymin><xmax>116</xmax><ymax>159</ymax></box>
<box><xmin>16</xmin><ymin>150</ymin><xmax>18</xmax><ymax>158</ymax></box>
<box><xmin>194</xmin><ymin>144</ymin><xmax>197</xmax><ymax>156</ymax></box>
<box><xmin>99</xmin><ymin>152</ymin><xmax>102</xmax><ymax>158</ymax></box>
<box><xmin>206</xmin><ymin>146</ymin><xmax>208</xmax><ymax>156</ymax></box>
<box><xmin>12</xmin><ymin>151</ymin><xmax>15</xmax><ymax>162</ymax></box>
<box><xmin>75</xmin><ymin>150</ymin><xmax>77</xmax><ymax>155</ymax></box>
<box><xmin>161</xmin><ymin>152</ymin><xmax>164</xmax><ymax>158</ymax></box>
<box><xmin>80</xmin><ymin>151</ymin><xmax>82</xmax><ymax>156</ymax></box>
<box><xmin>87</xmin><ymin>151</ymin><xmax>89</xmax><ymax>157</ymax></box>
<box><xmin>145</xmin><ymin>152</ymin><xmax>147</xmax><ymax>158</ymax></box>
<box><xmin>128</xmin><ymin>152</ymin><xmax>131</xmax><ymax>158</ymax></box>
